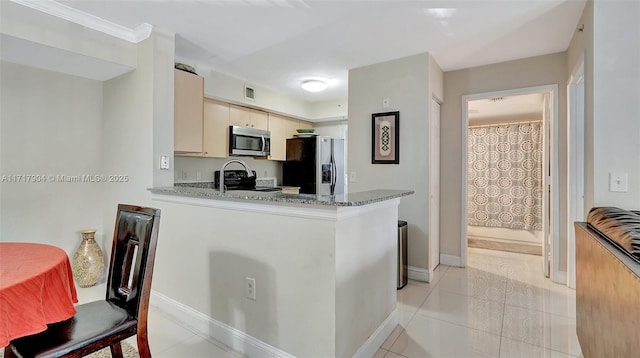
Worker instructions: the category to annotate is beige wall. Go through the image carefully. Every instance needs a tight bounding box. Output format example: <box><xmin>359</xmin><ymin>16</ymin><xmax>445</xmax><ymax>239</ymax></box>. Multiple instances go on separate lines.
<box><xmin>348</xmin><ymin>53</ymin><xmax>433</xmax><ymax>272</ymax></box>
<box><xmin>441</xmin><ymin>53</ymin><xmax>568</xmax><ymax>267</ymax></box>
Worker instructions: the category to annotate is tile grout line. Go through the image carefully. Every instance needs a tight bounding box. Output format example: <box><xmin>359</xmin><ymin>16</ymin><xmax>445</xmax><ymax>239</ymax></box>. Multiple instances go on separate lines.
<box><xmin>498</xmin><ymin>263</ymin><xmax>509</xmax><ymax>358</ymax></box>
<box><xmin>386</xmin><ymin>267</ymin><xmax>447</xmax><ymax>355</ymax></box>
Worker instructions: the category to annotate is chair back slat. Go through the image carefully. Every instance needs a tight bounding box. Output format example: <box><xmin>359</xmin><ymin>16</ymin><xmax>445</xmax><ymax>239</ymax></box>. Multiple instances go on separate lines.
<box><xmin>106</xmin><ymin>204</ymin><xmax>160</xmax><ymax>318</ymax></box>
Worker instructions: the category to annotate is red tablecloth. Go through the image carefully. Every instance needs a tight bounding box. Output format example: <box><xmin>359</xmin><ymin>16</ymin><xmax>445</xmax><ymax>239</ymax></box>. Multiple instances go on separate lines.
<box><xmin>0</xmin><ymin>242</ymin><xmax>78</xmax><ymax>347</ymax></box>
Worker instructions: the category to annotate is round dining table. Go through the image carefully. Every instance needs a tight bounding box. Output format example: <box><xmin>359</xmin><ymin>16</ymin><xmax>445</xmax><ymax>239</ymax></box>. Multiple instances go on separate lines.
<box><xmin>0</xmin><ymin>242</ymin><xmax>78</xmax><ymax>347</ymax></box>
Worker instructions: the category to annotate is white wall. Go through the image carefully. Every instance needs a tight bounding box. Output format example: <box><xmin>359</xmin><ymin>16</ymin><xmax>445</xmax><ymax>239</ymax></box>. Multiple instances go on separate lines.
<box><xmin>567</xmin><ymin>0</ymin><xmax>640</xmax><ymax>212</ymax></box>
<box><xmin>313</xmin><ymin>120</ymin><xmax>348</xmax><ymax>139</ymax></box>
<box><xmin>590</xmin><ymin>0</ymin><xmax>640</xmax><ymax>209</ymax></box>
<box><xmin>348</xmin><ymin>53</ymin><xmax>431</xmax><ymax>271</ymax></box>
<box><xmin>0</xmin><ymin>0</ymin><xmax>136</xmax><ymax>71</ymax></box>
<box><xmin>101</xmin><ymin>29</ymin><xmax>176</xmax><ymax>244</ymax></box>
<box><xmin>152</xmin><ymin>30</ymin><xmax>176</xmax><ymax>187</ymax></box>
<box><xmin>151</xmin><ymin>200</ymin><xmax>337</xmax><ymax>357</ymax></box>
<box><xmin>175</xmin><ymin>156</ymin><xmax>282</xmax><ymax>184</ymax></box>
<box><xmin>0</xmin><ymin>3</ymin><xmax>173</xmax><ymax>304</ymax></box>
<box><xmin>310</xmin><ymin>98</ymin><xmax>349</xmax><ymax>121</ymax></box>
<box><xmin>0</xmin><ymin>62</ymin><xmax>105</xmax><ymax>255</ymax></box>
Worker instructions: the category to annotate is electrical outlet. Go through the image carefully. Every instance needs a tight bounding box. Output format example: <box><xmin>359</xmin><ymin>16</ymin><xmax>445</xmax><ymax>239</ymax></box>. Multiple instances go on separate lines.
<box><xmin>245</xmin><ymin>277</ymin><xmax>256</xmax><ymax>300</ymax></box>
<box><xmin>181</xmin><ymin>171</ymin><xmax>187</xmax><ymax>180</ymax></box>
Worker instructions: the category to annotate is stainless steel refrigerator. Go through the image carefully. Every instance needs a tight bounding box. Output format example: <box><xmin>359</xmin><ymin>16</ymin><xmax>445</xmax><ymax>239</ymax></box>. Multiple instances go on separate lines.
<box><xmin>283</xmin><ymin>136</ymin><xmax>345</xmax><ymax>195</ymax></box>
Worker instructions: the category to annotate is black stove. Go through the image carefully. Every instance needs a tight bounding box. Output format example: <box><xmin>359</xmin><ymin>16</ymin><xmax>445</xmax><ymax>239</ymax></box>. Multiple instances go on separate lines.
<box><xmin>214</xmin><ymin>170</ymin><xmax>257</xmax><ymax>190</ymax></box>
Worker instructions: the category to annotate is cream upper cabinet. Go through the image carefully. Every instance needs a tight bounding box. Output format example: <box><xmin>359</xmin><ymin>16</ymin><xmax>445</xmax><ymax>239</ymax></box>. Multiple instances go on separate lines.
<box><xmin>229</xmin><ymin>104</ymin><xmax>268</xmax><ymax>130</ymax></box>
<box><xmin>268</xmin><ymin>113</ymin><xmax>292</xmax><ymax>161</ymax></box>
<box><xmin>269</xmin><ymin>114</ymin><xmax>314</xmax><ymax>161</ymax></box>
<box><xmin>176</xmin><ymin>98</ymin><xmax>230</xmax><ymax>158</ymax></box>
<box><xmin>297</xmin><ymin>120</ymin><xmax>313</xmax><ymax>130</ymax></box>
<box><xmin>174</xmin><ymin>69</ymin><xmax>204</xmax><ymax>153</ymax></box>
<box><xmin>202</xmin><ymin>99</ymin><xmax>230</xmax><ymax>158</ymax></box>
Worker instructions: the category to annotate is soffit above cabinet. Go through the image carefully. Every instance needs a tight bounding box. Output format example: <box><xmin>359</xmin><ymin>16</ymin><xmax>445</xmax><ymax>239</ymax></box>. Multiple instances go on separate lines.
<box><xmin>0</xmin><ymin>33</ymin><xmax>134</xmax><ymax>81</ymax></box>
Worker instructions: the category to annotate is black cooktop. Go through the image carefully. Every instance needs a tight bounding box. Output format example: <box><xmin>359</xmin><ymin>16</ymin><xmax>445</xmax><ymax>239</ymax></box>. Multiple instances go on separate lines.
<box><xmin>214</xmin><ymin>170</ymin><xmax>257</xmax><ymax>190</ymax></box>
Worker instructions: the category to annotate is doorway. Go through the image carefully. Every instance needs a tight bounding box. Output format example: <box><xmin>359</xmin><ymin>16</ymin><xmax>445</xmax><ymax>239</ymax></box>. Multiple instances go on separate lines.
<box><xmin>429</xmin><ymin>98</ymin><xmax>441</xmax><ymax>276</ymax></box>
<box><xmin>567</xmin><ymin>57</ymin><xmax>585</xmax><ymax>289</ymax></box>
<box><xmin>461</xmin><ymin>85</ymin><xmax>560</xmax><ymax>281</ymax></box>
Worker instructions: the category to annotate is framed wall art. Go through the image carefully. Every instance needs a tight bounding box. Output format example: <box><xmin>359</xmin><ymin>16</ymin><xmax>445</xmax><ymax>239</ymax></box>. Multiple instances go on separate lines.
<box><xmin>371</xmin><ymin>111</ymin><xmax>399</xmax><ymax>164</ymax></box>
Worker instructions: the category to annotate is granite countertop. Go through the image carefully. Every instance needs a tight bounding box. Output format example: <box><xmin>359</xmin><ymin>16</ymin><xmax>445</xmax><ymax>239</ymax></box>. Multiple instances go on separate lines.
<box><xmin>149</xmin><ymin>185</ymin><xmax>413</xmax><ymax>207</ymax></box>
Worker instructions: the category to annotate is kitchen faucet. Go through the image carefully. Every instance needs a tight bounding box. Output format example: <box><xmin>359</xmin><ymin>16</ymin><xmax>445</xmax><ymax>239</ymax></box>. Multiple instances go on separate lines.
<box><xmin>219</xmin><ymin>159</ymin><xmax>254</xmax><ymax>193</ymax></box>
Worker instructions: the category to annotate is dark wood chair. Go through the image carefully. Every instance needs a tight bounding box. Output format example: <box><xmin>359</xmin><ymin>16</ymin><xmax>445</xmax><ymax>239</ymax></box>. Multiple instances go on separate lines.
<box><xmin>5</xmin><ymin>204</ymin><xmax>161</xmax><ymax>358</ymax></box>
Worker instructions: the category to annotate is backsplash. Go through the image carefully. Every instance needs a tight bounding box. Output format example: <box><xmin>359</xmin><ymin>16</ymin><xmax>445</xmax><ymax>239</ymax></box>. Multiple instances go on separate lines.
<box><xmin>174</xmin><ymin>156</ymin><xmax>282</xmax><ymax>184</ymax></box>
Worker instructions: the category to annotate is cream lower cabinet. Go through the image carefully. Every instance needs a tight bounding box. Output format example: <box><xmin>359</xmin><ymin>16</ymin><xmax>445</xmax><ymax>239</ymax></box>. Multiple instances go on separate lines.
<box><xmin>230</xmin><ymin>104</ymin><xmax>268</xmax><ymax>130</ymax></box>
<box><xmin>268</xmin><ymin>113</ymin><xmax>313</xmax><ymax>161</ymax></box>
<box><xmin>177</xmin><ymin>98</ymin><xmax>230</xmax><ymax>158</ymax></box>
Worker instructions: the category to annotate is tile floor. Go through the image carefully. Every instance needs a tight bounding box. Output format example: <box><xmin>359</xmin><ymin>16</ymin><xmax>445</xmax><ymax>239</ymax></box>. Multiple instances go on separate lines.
<box><xmin>133</xmin><ymin>247</ymin><xmax>581</xmax><ymax>357</ymax></box>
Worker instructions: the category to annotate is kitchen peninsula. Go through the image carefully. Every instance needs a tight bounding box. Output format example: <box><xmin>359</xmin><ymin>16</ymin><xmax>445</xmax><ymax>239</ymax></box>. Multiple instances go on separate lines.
<box><xmin>149</xmin><ymin>185</ymin><xmax>413</xmax><ymax>357</ymax></box>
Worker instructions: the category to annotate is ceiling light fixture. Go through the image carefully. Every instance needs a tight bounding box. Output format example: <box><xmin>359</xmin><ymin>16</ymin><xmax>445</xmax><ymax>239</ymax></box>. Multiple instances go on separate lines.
<box><xmin>301</xmin><ymin>80</ymin><xmax>328</xmax><ymax>92</ymax></box>
<box><xmin>426</xmin><ymin>8</ymin><xmax>457</xmax><ymax>19</ymax></box>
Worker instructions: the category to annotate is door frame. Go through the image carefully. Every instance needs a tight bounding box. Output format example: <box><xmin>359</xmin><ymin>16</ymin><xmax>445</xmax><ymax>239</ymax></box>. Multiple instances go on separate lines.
<box><xmin>567</xmin><ymin>56</ymin><xmax>585</xmax><ymax>289</ymax></box>
<box><xmin>460</xmin><ymin>84</ymin><xmax>561</xmax><ymax>282</ymax></box>
<box><xmin>429</xmin><ymin>97</ymin><xmax>442</xmax><ymax>276</ymax></box>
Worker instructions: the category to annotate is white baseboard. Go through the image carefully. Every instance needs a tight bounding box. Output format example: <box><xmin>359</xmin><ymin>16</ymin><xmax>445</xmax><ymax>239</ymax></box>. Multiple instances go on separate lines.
<box><xmin>407</xmin><ymin>266</ymin><xmax>430</xmax><ymax>282</ymax></box>
<box><xmin>150</xmin><ymin>290</ymin><xmax>294</xmax><ymax>358</ymax></box>
<box><xmin>352</xmin><ymin>309</ymin><xmax>398</xmax><ymax>358</ymax></box>
<box><xmin>440</xmin><ymin>254</ymin><xmax>462</xmax><ymax>267</ymax></box>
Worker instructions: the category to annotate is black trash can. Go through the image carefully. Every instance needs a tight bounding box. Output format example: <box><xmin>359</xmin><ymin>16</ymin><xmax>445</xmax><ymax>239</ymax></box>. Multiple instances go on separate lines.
<box><xmin>397</xmin><ymin>220</ymin><xmax>408</xmax><ymax>289</ymax></box>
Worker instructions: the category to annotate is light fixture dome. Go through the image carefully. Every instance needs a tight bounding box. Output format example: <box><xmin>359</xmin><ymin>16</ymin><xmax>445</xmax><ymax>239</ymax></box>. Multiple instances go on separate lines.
<box><xmin>301</xmin><ymin>80</ymin><xmax>328</xmax><ymax>92</ymax></box>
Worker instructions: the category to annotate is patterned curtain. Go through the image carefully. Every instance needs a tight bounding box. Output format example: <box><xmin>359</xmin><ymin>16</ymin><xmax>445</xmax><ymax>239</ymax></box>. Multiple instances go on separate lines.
<box><xmin>468</xmin><ymin>122</ymin><xmax>543</xmax><ymax>231</ymax></box>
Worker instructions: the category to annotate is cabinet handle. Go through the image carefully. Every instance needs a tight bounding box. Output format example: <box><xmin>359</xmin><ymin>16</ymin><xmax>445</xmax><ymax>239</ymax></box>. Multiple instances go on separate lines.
<box><xmin>245</xmin><ymin>123</ymin><xmax>250</xmax><ymax>126</ymax></box>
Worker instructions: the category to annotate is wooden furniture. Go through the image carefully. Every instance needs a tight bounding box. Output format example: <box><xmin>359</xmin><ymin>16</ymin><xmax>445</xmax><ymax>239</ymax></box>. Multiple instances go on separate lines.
<box><xmin>174</xmin><ymin>69</ymin><xmax>204</xmax><ymax>153</ymax></box>
<box><xmin>268</xmin><ymin>113</ymin><xmax>313</xmax><ymax>161</ymax></box>
<box><xmin>229</xmin><ymin>104</ymin><xmax>268</xmax><ymax>130</ymax></box>
<box><xmin>0</xmin><ymin>243</ymin><xmax>78</xmax><ymax>347</ymax></box>
<box><xmin>6</xmin><ymin>204</ymin><xmax>161</xmax><ymax>358</ymax></box>
<box><xmin>575</xmin><ymin>222</ymin><xmax>639</xmax><ymax>357</ymax></box>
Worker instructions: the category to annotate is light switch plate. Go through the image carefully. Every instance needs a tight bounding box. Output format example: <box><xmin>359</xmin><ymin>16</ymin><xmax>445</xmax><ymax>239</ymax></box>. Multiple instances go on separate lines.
<box><xmin>160</xmin><ymin>155</ymin><xmax>170</xmax><ymax>170</ymax></box>
<box><xmin>609</xmin><ymin>172</ymin><xmax>628</xmax><ymax>192</ymax></box>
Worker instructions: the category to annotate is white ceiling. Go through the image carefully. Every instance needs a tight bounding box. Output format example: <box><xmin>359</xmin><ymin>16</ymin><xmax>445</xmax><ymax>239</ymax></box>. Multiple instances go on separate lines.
<box><xmin>55</xmin><ymin>0</ymin><xmax>585</xmax><ymax>103</ymax></box>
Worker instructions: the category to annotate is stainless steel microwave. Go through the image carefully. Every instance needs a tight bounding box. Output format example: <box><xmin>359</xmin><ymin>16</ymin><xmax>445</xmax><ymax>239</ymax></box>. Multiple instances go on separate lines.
<box><xmin>229</xmin><ymin>125</ymin><xmax>271</xmax><ymax>157</ymax></box>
